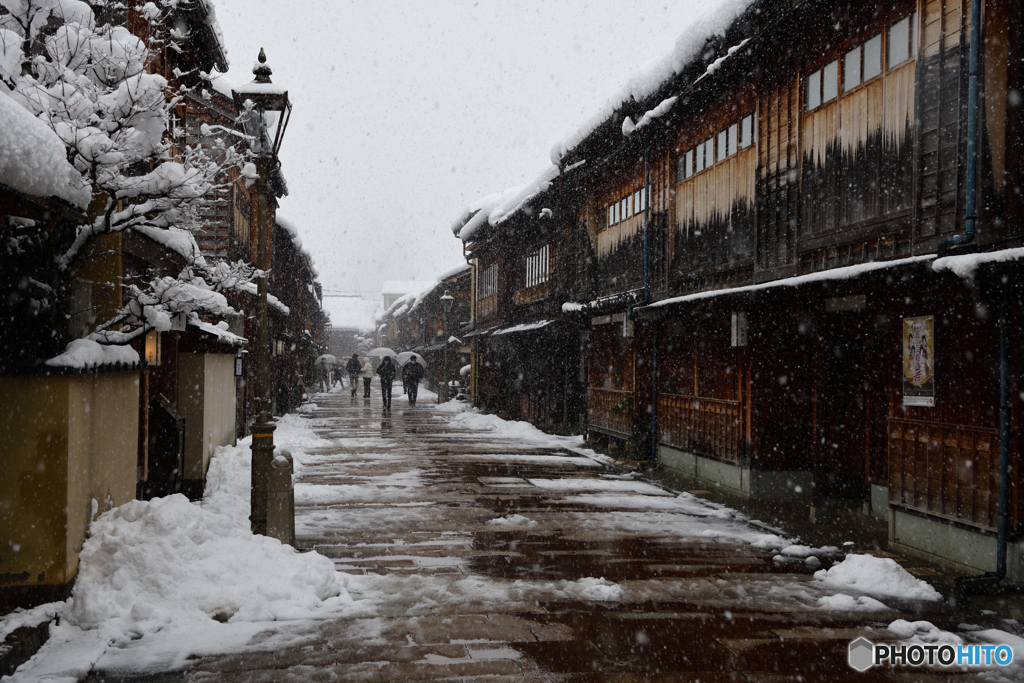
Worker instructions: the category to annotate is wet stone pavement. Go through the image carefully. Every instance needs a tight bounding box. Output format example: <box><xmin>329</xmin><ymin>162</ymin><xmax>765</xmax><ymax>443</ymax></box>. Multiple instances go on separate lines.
<box><xmin>187</xmin><ymin>391</ymin><xmax>1001</xmax><ymax>682</ymax></box>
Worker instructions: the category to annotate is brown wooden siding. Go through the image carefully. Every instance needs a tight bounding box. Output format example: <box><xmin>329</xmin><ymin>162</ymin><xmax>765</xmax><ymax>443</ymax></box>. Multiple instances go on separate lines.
<box><xmin>915</xmin><ymin>0</ymin><xmax>967</xmax><ymax>242</ymax></box>
<box><xmin>658</xmin><ymin>394</ymin><xmax>744</xmax><ymax>464</ymax></box>
<box><xmin>757</xmin><ymin>78</ymin><xmax>801</xmax><ymax>274</ymax></box>
<box><xmin>673</xmin><ymin>145</ymin><xmax>757</xmax><ymax>275</ymax></box>
<box><xmin>588</xmin><ymin>387</ymin><xmax>633</xmax><ymax>436</ymax></box>
<box><xmin>888</xmin><ymin>417</ymin><xmax>1011</xmax><ymax>531</ymax></box>
<box><xmin>800</xmin><ymin>55</ymin><xmax>916</xmax><ymax>238</ymax></box>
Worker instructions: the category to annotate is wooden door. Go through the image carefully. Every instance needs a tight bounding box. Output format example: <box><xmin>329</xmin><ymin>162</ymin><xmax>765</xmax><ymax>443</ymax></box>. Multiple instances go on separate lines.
<box><xmin>819</xmin><ymin>316</ymin><xmax>869</xmax><ymax>498</ymax></box>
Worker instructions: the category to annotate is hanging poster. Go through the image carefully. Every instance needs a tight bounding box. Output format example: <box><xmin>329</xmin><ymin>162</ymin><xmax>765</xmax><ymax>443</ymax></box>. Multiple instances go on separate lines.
<box><xmin>903</xmin><ymin>316</ymin><xmax>935</xmax><ymax>407</ymax></box>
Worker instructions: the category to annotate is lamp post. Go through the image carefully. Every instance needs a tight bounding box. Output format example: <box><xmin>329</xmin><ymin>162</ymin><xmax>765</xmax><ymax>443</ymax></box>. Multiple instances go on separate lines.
<box><xmin>439</xmin><ymin>290</ymin><xmax>454</xmax><ymax>403</ymax></box>
<box><xmin>233</xmin><ymin>49</ymin><xmax>292</xmax><ymax>536</ymax></box>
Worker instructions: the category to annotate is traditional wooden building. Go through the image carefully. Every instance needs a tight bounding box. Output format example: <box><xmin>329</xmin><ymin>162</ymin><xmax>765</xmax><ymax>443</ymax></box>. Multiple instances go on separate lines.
<box><xmin>455</xmin><ymin>0</ymin><xmax>1024</xmax><ymax>582</ymax></box>
<box><xmin>455</xmin><ymin>178</ymin><xmax>588</xmax><ymax>433</ymax></box>
<box><xmin>270</xmin><ymin>216</ymin><xmax>326</xmax><ymax>413</ymax></box>
<box><xmin>373</xmin><ymin>266</ymin><xmax>472</xmax><ymax>395</ymax></box>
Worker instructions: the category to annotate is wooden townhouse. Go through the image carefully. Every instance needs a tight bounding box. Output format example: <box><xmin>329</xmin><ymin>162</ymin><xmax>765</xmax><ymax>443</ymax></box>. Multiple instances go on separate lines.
<box><xmin>373</xmin><ymin>267</ymin><xmax>472</xmax><ymax>395</ymax></box>
<box><xmin>271</xmin><ymin>216</ymin><xmax>326</xmax><ymax>413</ymax></box>
<box><xmin>456</xmin><ymin>0</ymin><xmax>1024</xmax><ymax>582</ymax></box>
<box><xmin>455</xmin><ymin>176</ymin><xmax>589</xmax><ymax>434</ymax></box>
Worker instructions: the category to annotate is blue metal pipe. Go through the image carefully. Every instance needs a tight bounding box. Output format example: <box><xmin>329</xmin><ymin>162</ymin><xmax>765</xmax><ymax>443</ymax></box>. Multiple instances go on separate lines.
<box><xmin>938</xmin><ymin>0</ymin><xmax>982</xmax><ymax>257</ymax></box>
<box><xmin>996</xmin><ymin>298</ymin><xmax>1010</xmax><ymax>578</ymax></box>
<box><xmin>627</xmin><ymin>148</ymin><xmax>655</xmax><ymax>461</ymax></box>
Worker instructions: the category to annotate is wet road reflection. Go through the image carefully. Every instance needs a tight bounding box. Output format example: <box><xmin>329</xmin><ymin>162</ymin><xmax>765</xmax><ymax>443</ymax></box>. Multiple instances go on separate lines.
<box><xmin>186</xmin><ymin>393</ymin><xmax>995</xmax><ymax>681</ymax></box>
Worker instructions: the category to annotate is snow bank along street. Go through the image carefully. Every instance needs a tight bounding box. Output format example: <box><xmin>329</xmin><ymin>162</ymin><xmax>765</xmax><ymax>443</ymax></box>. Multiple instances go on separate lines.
<box><xmin>6</xmin><ymin>391</ymin><xmax>1023</xmax><ymax>681</ymax></box>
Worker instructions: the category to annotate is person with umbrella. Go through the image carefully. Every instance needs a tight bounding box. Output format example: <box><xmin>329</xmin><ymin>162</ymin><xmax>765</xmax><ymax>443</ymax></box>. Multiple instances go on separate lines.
<box><xmin>346</xmin><ymin>353</ymin><xmax>362</xmax><ymax>396</ymax></box>
<box><xmin>360</xmin><ymin>356</ymin><xmax>374</xmax><ymax>398</ymax></box>
<box><xmin>404</xmin><ymin>355</ymin><xmax>425</xmax><ymax>406</ymax></box>
<box><xmin>376</xmin><ymin>355</ymin><xmax>397</xmax><ymax>409</ymax></box>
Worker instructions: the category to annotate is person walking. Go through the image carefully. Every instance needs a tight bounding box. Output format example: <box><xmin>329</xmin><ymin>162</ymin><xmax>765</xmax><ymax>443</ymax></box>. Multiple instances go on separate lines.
<box><xmin>405</xmin><ymin>356</ymin><xmax>424</xmax><ymax>406</ymax></box>
<box><xmin>360</xmin><ymin>356</ymin><xmax>374</xmax><ymax>398</ymax></box>
<box><xmin>346</xmin><ymin>353</ymin><xmax>362</xmax><ymax>396</ymax></box>
<box><xmin>376</xmin><ymin>356</ymin><xmax>397</xmax><ymax>410</ymax></box>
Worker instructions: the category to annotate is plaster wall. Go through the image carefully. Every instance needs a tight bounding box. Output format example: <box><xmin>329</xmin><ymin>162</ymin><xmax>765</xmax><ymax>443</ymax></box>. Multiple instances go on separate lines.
<box><xmin>179</xmin><ymin>353</ymin><xmax>237</xmax><ymax>492</ymax></box>
<box><xmin>0</xmin><ymin>372</ymin><xmax>138</xmax><ymax>589</ymax></box>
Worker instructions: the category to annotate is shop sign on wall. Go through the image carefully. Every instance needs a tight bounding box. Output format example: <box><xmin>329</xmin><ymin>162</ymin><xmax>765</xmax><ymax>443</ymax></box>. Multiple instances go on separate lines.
<box><xmin>903</xmin><ymin>316</ymin><xmax>935</xmax><ymax>407</ymax></box>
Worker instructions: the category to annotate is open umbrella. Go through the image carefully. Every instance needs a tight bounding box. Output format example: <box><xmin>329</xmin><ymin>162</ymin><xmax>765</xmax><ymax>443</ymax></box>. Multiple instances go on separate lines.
<box><xmin>396</xmin><ymin>352</ymin><xmax>428</xmax><ymax>368</ymax></box>
<box><xmin>315</xmin><ymin>354</ymin><xmax>337</xmax><ymax>366</ymax></box>
<box><xmin>367</xmin><ymin>347</ymin><xmax>398</xmax><ymax>359</ymax></box>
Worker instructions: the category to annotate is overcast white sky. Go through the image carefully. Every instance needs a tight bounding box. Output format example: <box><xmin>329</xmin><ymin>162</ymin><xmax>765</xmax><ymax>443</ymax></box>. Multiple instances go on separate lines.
<box><xmin>213</xmin><ymin>0</ymin><xmax>710</xmax><ymax>325</ymax></box>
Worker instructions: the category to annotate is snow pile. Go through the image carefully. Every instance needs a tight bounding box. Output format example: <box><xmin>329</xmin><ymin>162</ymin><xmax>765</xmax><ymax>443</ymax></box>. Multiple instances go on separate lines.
<box><xmin>45</xmin><ymin>338</ymin><xmax>139</xmax><ymax>369</ymax></box>
<box><xmin>447</xmin><ymin>407</ymin><xmax>593</xmax><ymax>454</ymax></box>
<box><xmin>486</xmin><ymin>514</ymin><xmax>538</xmax><ymax>529</ymax></box>
<box><xmin>778</xmin><ymin>544</ymin><xmax>839</xmax><ymax>558</ymax></box>
<box><xmin>531</xmin><ymin>577</ymin><xmax>623</xmax><ymax>602</ymax></box>
<box><xmin>816</xmin><ymin>594</ymin><xmax>889</xmax><ymax>612</ymax></box>
<box><xmin>68</xmin><ymin>494</ymin><xmax>347</xmax><ymax>631</ymax></box>
<box><xmin>813</xmin><ymin>554</ymin><xmax>942</xmax><ymax>601</ymax></box>
<box><xmin>0</xmin><ymin>90</ymin><xmax>90</xmax><ymax>207</ymax></box>
<box><xmin>528</xmin><ymin>478</ymin><xmax>670</xmax><ymax>496</ymax></box>
<box><xmin>436</xmin><ymin>398</ymin><xmax>474</xmax><ymax>413</ymax></box>
<box><xmin>624</xmin><ymin>95</ymin><xmax>678</xmax><ymax>135</ymax></box>
<box><xmin>887</xmin><ymin>619</ymin><xmax>962</xmax><ymax>645</ymax></box>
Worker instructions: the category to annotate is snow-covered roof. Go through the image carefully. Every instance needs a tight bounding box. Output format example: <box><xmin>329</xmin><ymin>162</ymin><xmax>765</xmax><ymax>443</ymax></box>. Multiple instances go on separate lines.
<box><xmin>452</xmin><ymin>164</ymin><xmax>560</xmax><ymax>243</ymax></box>
<box><xmin>132</xmin><ymin>226</ymin><xmax>207</xmax><ymax>266</ymax></box>
<box><xmin>382</xmin><ymin>280</ymin><xmax>435</xmax><ymax>297</ymax></box>
<box><xmin>452</xmin><ymin>1</ymin><xmax>759</xmax><ymax>245</ymax></box>
<box><xmin>932</xmin><ymin>247</ymin><xmax>1024</xmax><ymax>280</ymax></box>
<box><xmin>492</xmin><ymin>320</ymin><xmax>554</xmax><ymax>336</ymax></box>
<box><xmin>0</xmin><ymin>90</ymin><xmax>90</xmax><ymax>209</ymax></box>
<box><xmin>550</xmin><ymin>0</ymin><xmax>756</xmax><ymax>164</ymax></box>
<box><xmin>208</xmin><ymin>75</ymin><xmax>235</xmax><ymax>100</ymax></box>
<box><xmin>646</xmin><ymin>255</ymin><xmax>937</xmax><ymax>311</ymax></box>
<box><xmin>276</xmin><ymin>215</ymin><xmax>318</xmax><ymax>276</ymax></box>
<box><xmin>189</xmin><ymin>315</ymin><xmax>245</xmax><ymax>346</ymax></box>
<box><xmin>237</xmin><ymin>282</ymin><xmax>291</xmax><ymax>316</ymax></box>
<box><xmin>186</xmin><ymin>0</ymin><xmax>229</xmax><ymax>72</ymax></box>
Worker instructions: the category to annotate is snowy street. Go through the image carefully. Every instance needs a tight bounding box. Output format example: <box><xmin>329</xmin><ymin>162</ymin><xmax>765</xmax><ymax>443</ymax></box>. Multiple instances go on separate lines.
<box><xmin>8</xmin><ymin>388</ymin><xmax>1022</xmax><ymax>682</ymax></box>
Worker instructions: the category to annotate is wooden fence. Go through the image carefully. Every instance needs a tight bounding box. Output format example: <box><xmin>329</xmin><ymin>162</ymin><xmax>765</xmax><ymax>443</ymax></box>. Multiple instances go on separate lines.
<box><xmin>888</xmin><ymin>418</ymin><xmax>1005</xmax><ymax>531</ymax></box>
<box><xmin>588</xmin><ymin>387</ymin><xmax>633</xmax><ymax>437</ymax></box>
<box><xmin>658</xmin><ymin>394</ymin><xmax>743</xmax><ymax>464</ymax></box>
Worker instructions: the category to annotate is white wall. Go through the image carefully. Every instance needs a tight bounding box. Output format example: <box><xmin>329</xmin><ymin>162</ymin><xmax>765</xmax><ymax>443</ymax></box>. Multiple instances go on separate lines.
<box><xmin>179</xmin><ymin>353</ymin><xmax>237</xmax><ymax>487</ymax></box>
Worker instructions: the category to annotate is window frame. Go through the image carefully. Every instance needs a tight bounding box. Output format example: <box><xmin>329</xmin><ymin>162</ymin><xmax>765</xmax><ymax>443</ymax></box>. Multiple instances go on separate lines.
<box><xmin>887</xmin><ymin>12</ymin><xmax>916</xmax><ymax>69</ymax></box>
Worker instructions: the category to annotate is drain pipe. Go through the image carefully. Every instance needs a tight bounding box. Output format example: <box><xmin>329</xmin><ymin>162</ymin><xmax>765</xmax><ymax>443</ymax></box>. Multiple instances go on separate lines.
<box><xmin>938</xmin><ymin>0</ymin><xmax>982</xmax><ymax>257</ymax></box>
<box><xmin>991</xmin><ymin>297</ymin><xmax>1010</xmax><ymax>579</ymax></box>
<box><xmin>946</xmin><ymin>0</ymin><xmax>1012</xmax><ymax>588</ymax></box>
<box><xmin>627</xmin><ymin>147</ymin><xmax>656</xmax><ymax>461</ymax></box>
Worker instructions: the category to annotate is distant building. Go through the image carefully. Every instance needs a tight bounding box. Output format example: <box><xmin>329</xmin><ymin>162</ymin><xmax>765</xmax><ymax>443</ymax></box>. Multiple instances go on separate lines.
<box><xmin>382</xmin><ymin>281</ymin><xmax>435</xmax><ymax>309</ymax></box>
<box><xmin>323</xmin><ymin>296</ymin><xmax>379</xmax><ymax>358</ymax></box>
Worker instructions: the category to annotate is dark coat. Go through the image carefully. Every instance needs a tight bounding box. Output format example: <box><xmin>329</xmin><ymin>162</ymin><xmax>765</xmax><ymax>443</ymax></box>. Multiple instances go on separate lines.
<box><xmin>346</xmin><ymin>356</ymin><xmax>362</xmax><ymax>374</ymax></box>
<box><xmin>405</xmin><ymin>362</ymin><xmax>424</xmax><ymax>382</ymax></box>
<box><xmin>376</xmin><ymin>360</ymin><xmax>397</xmax><ymax>383</ymax></box>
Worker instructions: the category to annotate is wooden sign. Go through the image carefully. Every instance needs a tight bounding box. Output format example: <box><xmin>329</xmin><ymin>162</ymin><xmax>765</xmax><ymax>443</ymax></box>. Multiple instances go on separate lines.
<box><xmin>902</xmin><ymin>316</ymin><xmax>934</xmax><ymax>407</ymax></box>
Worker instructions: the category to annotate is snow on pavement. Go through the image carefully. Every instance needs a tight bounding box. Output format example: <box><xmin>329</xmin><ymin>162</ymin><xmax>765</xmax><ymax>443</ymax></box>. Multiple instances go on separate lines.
<box><xmin>6</xmin><ymin>397</ymin><xmax>1013</xmax><ymax>681</ymax></box>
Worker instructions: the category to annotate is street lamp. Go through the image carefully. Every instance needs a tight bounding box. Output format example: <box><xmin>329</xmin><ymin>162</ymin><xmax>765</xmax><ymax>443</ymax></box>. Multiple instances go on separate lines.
<box><xmin>232</xmin><ymin>49</ymin><xmax>292</xmax><ymax>536</ymax></box>
<box><xmin>439</xmin><ymin>290</ymin><xmax>455</xmax><ymax>403</ymax></box>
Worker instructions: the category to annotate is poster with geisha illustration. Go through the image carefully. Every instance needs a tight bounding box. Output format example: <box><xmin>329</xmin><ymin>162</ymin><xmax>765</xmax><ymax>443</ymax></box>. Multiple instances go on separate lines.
<box><xmin>903</xmin><ymin>316</ymin><xmax>935</xmax><ymax>407</ymax></box>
